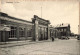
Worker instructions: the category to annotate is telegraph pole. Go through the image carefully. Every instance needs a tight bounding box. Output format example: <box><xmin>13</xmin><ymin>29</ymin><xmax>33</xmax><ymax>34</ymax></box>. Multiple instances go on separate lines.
<box><xmin>0</xmin><ymin>0</ymin><xmax>1</xmax><ymax>12</ymax></box>
<box><xmin>41</xmin><ymin>6</ymin><xmax>42</xmax><ymax>18</ymax></box>
<box><xmin>79</xmin><ymin>2</ymin><xmax>80</xmax><ymax>35</ymax></box>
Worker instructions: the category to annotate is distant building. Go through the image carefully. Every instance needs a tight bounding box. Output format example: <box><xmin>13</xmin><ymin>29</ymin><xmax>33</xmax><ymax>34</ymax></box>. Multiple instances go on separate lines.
<box><xmin>55</xmin><ymin>23</ymin><xmax>71</xmax><ymax>38</ymax></box>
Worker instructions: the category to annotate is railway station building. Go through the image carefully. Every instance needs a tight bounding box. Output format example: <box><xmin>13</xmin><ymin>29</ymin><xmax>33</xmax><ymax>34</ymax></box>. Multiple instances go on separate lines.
<box><xmin>0</xmin><ymin>12</ymin><xmax>50</xmax><ymax>42</ymax></box>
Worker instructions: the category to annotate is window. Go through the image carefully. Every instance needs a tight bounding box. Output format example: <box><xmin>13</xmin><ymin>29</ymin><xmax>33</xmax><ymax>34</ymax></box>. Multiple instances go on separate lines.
<box><xmin>1</xmin><ymin>20</ymin><xmax>6</xmax><ymax>24</ymax></box>
<box><xmin>19</xmin><ymin>27</ymin><xmax>25</xmax><ymax>37</ymax></box>
<box><xmin>27</xmin><ymin>29</ymin><xmax>32</xmax><ymax>37</ymax></box>
<box><xmin>62</xmin><ymin>29</ymin><xmax>63</xmax><ymax>32</ymax></box>
<box><xmin>9</xmin><ymin>26</ymin><xmax>17</xmax><ymax>38</ymax></box>
<box><xmin>64</xmin><ymin>29</ymin><xmax>66</xmax><ymax>32</ymax></box>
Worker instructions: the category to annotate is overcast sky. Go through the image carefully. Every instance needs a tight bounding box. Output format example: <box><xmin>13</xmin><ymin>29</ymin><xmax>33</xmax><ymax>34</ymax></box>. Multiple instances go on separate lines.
<box><xmin>1</xmin><ymin>1</ymin><xmax>79</xmax><ymax>34</ymax></box>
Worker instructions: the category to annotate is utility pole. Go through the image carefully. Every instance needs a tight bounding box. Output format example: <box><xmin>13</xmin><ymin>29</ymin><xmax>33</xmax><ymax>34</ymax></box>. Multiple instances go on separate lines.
<box><xmin>41</xmin><ymin>6</ymin><xmax>42</xmax><ymax>18</ymax></box>
<box><xmin>79</xmin><ymin>2</ymin><xmax>80</xmax><ymax>35</ymax></box>
<box><xmin>0</xmin><ymin>0</ymin><xmax>1</xmax><ymax>12</ymax></box>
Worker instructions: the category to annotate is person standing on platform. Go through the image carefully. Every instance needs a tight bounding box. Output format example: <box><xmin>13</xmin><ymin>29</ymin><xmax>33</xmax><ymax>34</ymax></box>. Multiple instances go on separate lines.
<box><xmin>51</xmin><ymin>36</ymin><xmax>54</xmax><ymax>41</ymax></box>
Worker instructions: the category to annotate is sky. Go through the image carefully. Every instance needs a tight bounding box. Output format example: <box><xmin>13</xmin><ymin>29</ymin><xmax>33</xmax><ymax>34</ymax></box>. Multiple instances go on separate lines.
<box><xmin>1</xmin><ymin>1</ymin><xmax>79</xmax><ymax>34</ymax></box>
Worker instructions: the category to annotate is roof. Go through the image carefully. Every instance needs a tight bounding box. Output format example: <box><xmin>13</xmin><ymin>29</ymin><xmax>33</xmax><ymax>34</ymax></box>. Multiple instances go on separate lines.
<box><xmin>0</xmin><ymin>12</ymin><xmax>32</xmax><ymax>23</ymax></box>
<box><xmin>55</xmin><ymin>23</ymin><xmax>70</xmax><ymax>28</ymax></box>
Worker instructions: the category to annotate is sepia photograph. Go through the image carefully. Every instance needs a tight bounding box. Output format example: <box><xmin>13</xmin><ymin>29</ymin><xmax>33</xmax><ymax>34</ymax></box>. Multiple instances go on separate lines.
<box><xmin>0</xmin><ymin>0</ymin><xmax>80</xmax><ymax>55</ymax></box>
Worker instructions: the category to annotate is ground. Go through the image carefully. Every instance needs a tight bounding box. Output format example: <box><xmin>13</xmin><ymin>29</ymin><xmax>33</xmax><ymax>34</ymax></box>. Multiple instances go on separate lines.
<box><xmin>0</xmin><ymin>38</ymin><xmax>80</xmax><ymax>55</ymax></box>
